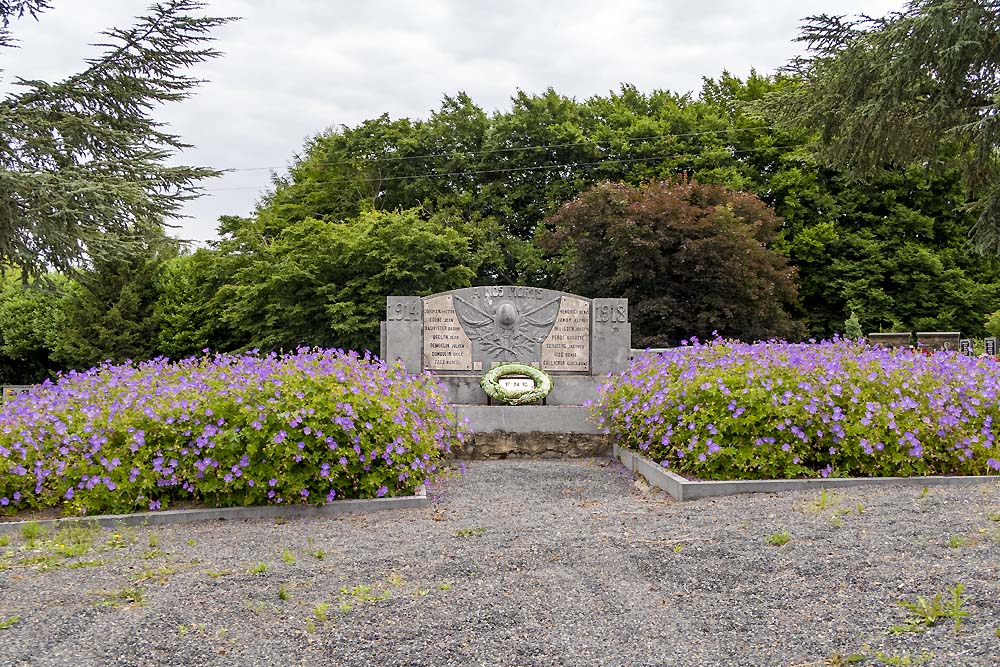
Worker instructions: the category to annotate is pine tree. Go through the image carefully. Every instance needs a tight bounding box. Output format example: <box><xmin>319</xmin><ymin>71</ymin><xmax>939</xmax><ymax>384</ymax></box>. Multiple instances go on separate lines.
<box><xmin>0</xmin><ymin>1</ymin><xmax>233</xmax><ymax>277</ymax></box>
<box><xmin>765</xmin><ymin>0</ymin><xmax>1000</xmax><ymax>252</ymax></box>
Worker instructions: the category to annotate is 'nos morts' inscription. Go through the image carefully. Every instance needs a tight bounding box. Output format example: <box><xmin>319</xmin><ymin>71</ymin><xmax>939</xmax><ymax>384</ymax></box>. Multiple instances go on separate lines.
<box><xmin>541</xmin><ymin>296</ymin><xmax>590</xmax><ymax>372</ymax></box>
<box><xmin>422</xmin><ymin>294</ymin><xmax>472</xmax><ymax>370</ymax></box>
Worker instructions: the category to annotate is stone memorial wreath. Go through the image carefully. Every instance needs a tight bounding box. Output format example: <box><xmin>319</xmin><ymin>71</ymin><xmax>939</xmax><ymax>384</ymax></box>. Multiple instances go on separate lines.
<box><xmin>480</xmin><ymin>363</ymin><xmax>552</xmax><ymax>405</ymax></box>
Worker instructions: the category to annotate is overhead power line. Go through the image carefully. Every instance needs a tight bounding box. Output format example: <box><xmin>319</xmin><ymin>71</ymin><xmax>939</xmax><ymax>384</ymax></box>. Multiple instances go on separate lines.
<box><xmin>203</xmin><ymin>141</ymin><xmax>805</xmax><ymax>193</ymax></box>
<box><xmin>218</xmin><ymin>124</ymin><xmax>785</xmax><ymax>173</ymax></box>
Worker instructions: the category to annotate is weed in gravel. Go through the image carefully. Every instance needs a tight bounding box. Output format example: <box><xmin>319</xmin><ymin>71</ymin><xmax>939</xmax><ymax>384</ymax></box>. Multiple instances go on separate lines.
<box><xmin>19</xmin><ymin>553</ymin><xmax>61</xmax><ymax>571</ymax></box>
<box><xmin>917</xmin><ymin>487</ymin><xmax>930</xmax><ymax>499</ymax></box>
<box><xmin>305</xmin><ymin>620</ymin><xmax>316</xmax><ymax>633</ymax></box>
<box><xmin>823</xmin><ymin>651</ymin><xmax>865</xmax><ymax>665</ymax></box>
<box><xmin>186</xmin><ymin>539</ymin><xmax>196</xmax><ymax>546</ymax></box>
<box><xmin>67</xmin><ymin>559</ymin><xmax>104</xmax><ymax>569</ymax></box>
<box><xmin>278</xmin><ymin>585</ymin><xmax>290</xmax><ymax>601</ymax></box>
<box><xmin>765</xmin><ymin>530</ymin><xmax>791</xmax><ymax>546</ymax></box>
<box><xmin>104</xmin><ymin>532</ymin><xmax>127</xmax><ymax>550</ymax></box>
<box><xmin>282</xmin><ymin>548</ymin><xmax>295</xmax><ymax>565</ymax></box>
<box><xmin>808</xmin><ymin>488</ymin><xmax>838</xmax><ymax>512</ymax></box>
<box><xmin>52</xmin><ymin>526</ymin><xmax>97</xmax><ymax>558</ymax></box>
<box><xmin>309</xmin><ymin>548</ymin><xmax>326</xmax><ymax>560</ymax></box>
<box><xmin>206</xmin><ymin>569</ymin><xmax>233</xmax><ymax>578</ymax></box>
<box><xmin>830</xmin><ymin>515</ymin><xmax>843</xmax><ymax>529</ymax></box>
<box><xmin>856</xmin><ymin>503</ymin><xmax>865</xmax><ymax>514</ymax></box>
<box><xmin>340</xmin><ymin>584</ymin><xmax>390</xmax><ymax>603</ymax></box>
<box><xmin>453</xmin><ymin>527</ymin><xmax>487</xmax><ymax>538</ymax></box>
<box><xmin>179</xmin><ymin>622</ymin><xmax>206</xmax><ymax>634</ymax></box>
<box><xmin>247</xmin><ymin>561</ymin><xmax>268</xmax><ymax>575</ymax></box>
<box><xmin>217</xmin><ymin>628</ymin><xmax>228</xmax><ymax>639</ymax></box>
<box><xmin>874</xmin><ymin>650</ymin><xmax>933</xmax><ymax>665</ymax></box>
<box><xmin>0</xmin><ymin>535</ymin><xmax>10</xmax><ymax>547</ymax></box>
<box><xmin>147</xmin><ymin>533</ymin><xmax>160</xmax><ymax>549</ymax></box>
<box><xmin>19</xmin><ymin>522</ymin><xmax>48</xmax><ymax>546</ymax></box>
<box><xmin>995</xmin><ymin>626</ymin><xmax>1000</xmax><ymax>638</ymax></box>
<box><xmin>0</xmin><ymin>616</ymin><xmax>19</xmax><ymax>630</ymax></box>
<box><xmin>890</xmin><ymin>584</ymin><xmax>968</xmax><ymax>634</ymax></box>
<box><xmin>947</xmin><ymin>534</ymin><xmax>969</xmax><ymax>549</ymax></box>
<box><xmin>438</xmin><ymin>582</ymin><xmax>452</xmax><ymax>591</ymax></box>
<box><xmin>95</xmin><ymin>586</ymin><xmax>147</xmax><ymax>607</ymax></box>
<box><xmin>413</xmin><ymin>587</ymin><xmax>430</xmax><ymax>597</ymax></box>
<box><xmin>141</xmin><ymin>548</ymin><xmax>164</xmax><ymax>560</ymax></box>
<box><xmin>988</xmin><ymin>511</ymin><xmax>1000</xmax><ymax>522</ymax></box>
<box><xmin>673</xmin><ymin>544</ymin><xmax>684</xmax><ymax>553</ymax></box>
<box><xmin>312</xmin><ymin>602</ymin><xmax>330</xmax><ymax>623</ymax></box>
<box><xmin>387</xmin><ymin>573</ymin><xmax>404</xmax><ymax>586</ymax></box>
<box><xmin>134</xmin><ymin>565</ymin><xmax>176</xmax><ymax>583</ymax></box>
<box><xmin>245</xmin><ymin>601</ymin><xmax>266</xmax><ymax>614</ymax></box>
<box><xmin>338</xmin><ymin>601</ymin><xmax>351</xmax><ymax>614</ymax></box>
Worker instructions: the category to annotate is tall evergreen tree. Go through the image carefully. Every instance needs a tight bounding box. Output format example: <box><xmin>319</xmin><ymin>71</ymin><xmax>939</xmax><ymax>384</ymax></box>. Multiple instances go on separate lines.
<box><xmin>0</xmin><ymin>1</ymin><xmax>233</xmax><ymax>277</ymax></box>
<box><xmin>763</xmin><ymin>0</ymin><xmax>1000</xmax><ymax>252</ymax></box>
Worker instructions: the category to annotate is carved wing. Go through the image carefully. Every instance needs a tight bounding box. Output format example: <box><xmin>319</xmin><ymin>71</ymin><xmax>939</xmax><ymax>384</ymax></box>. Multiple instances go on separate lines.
<box><xmin>518</xmin><ymin>297</ymin><xmax>562</xmax><ymax>344</ymax></box>
<box><xmin>452</xmin><ymin>295</ymin><xmax>495</xmax><ymax>342</ymax></box>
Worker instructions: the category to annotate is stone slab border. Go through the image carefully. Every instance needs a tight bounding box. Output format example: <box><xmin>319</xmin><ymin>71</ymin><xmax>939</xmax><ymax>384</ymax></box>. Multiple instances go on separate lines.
<box><xmin>0</xmin><ymin>489</ymin><xmax>428</xmax><ymax>534</ymax></box>
<box><xmin>613</xmin><ymin>443</ymin><xmax>1000</xmax><ymax>501</ymax></box>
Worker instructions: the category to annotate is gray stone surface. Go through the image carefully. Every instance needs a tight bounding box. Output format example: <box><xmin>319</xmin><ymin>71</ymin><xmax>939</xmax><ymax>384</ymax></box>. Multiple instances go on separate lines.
<box><xmin>438</xmin><ymin>374</ymin><xmax>599</xmax><ymax>406</ymax></box>
<box><xmin>384</xmin><ymin>296</ymin><xmax>422</xmax><ymax>372</ymax></box>
<box><xmin>1</xmin><ymin>459</ymin><xmax>997</xmax><ymax>667</ymax></box>
<box><xmin>592</xmin><ymin>298</ymin><xmax>630</xmax><ymax>375</ymax></box>
<box><xmin>0</xmin><ymin>494</ymin><xmax>428</xmax><ymax>534</ymax></box>
<box><xmin>382</xmin><ymin>286</ymin><xmax>631</xmax><ymax>390</ymax></box>
<box><xmin>615</xmin><ymin>443</ymin><xmax>999</xmax><ymax>501</ymax></box>
<box><xmin>867</xmin><ymin>332</ymin><xmax>911</xmax><ymax>347</ymax></box>
<box><xmin>916</xmin><ymin>331</ymin><xmax>961</xmax><ymax>352</ymax></box>
<box><xmin>454</xmin><ymin>433</ymin><xmax>609</xmax><ymax>459</ymax></box>
<box><xmin>455</xmin><ymin>405</ymin><xmax>598</xmax><ymax>434</ymax></box>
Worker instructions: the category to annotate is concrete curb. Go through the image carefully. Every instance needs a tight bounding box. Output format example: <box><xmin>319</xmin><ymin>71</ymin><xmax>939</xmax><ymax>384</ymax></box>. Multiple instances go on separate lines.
<box><xmin>613</xmin><ymin>443</ymin><xmax>1000</xmax><ymax>501</ymax></box>
<box><xmin>0</xmin><ymin>490</ymin><xmax>429</xmax><ymax>534</ymax></box>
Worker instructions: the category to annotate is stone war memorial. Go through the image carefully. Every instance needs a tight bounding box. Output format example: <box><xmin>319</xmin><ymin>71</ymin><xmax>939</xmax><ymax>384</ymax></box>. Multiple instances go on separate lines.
<box><xmin>381</xmin><ymin>286</ymin><xmax>630</xmax><ymax>458</ymax></box>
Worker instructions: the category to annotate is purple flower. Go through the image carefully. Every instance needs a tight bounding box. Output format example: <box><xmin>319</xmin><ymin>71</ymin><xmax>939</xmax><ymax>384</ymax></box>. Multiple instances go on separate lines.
<box><xmin>375</xmin><ymin>486</ymin><xmax>388</xmax><ymax>498</ymax></box>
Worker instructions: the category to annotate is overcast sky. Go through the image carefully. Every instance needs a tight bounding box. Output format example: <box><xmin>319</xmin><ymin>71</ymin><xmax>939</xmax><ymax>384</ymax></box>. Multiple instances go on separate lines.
<box><xmin>3</xmin><ymin>0</ymin><xmax>905</xmax><ymax>245</ymax></box>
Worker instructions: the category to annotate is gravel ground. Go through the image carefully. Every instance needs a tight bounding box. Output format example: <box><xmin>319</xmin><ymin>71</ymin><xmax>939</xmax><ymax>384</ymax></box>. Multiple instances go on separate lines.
<box><xmin>0</xmin><ymin>458</ymin><xmax>998</xmax><ymax>667</ymax></box>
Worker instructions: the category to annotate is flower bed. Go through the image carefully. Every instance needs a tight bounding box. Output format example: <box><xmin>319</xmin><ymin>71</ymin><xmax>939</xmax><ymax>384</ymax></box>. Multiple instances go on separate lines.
<box><xmin>0</xmin><ymin>349</ymin><xmax>465</xmax><ymax>516</ymax></box>
<box><xmin>598</xmin><ymin>338</ymin><xmax>1000</xmax><ymax>480</ymax></box>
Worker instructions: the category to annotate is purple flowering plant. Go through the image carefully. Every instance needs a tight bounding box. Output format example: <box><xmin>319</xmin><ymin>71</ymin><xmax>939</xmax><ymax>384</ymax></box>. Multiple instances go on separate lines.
<box><xmin>597</xmin><ymin>337</ymin><xmax>1000</xmax><ymax>480</ymax></box>
<box><xmin>0</xmin><ymin>348</ymin><xmax>465</xmax><ymax>515</ymax></box>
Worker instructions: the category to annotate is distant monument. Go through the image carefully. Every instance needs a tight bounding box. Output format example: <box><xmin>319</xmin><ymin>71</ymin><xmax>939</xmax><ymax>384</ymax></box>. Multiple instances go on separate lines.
<box><xmin>381</xmin><ymin>286</ymin><xmax>630</xmax><ymax>407</ymax></box>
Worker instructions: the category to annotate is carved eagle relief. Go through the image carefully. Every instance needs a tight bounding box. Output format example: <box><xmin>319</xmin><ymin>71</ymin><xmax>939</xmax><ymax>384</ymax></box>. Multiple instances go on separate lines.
<box><xmin>452</xmin><ymin>295</ymin><xmax>561</xmax><ymax>360</ymax></box>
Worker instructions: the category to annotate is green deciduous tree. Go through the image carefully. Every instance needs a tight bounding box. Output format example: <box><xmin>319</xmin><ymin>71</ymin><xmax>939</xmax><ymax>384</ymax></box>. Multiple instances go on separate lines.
<box><xmin>763</xmin><ymin>0</ymin><xmax>1000</xmax><ymax>252</ymax></box>
<box><xmin>0</xmin><ymin>269</ymin><xmax>65</xmax><ymax>383</ymax></box>
<box><xmin>540</xmin><ymin>179</ymin><xmax>805</xmax><ymax>346</ymax></box>
<box><xmin>0</xmin><ymin>0</ymin><xmax>233</xmax><ymax>277</ymax></box>
<box><xmin>51</xmin><ymin>235</ymin><xmax>174</xmax><ymax>370</ymax></box>
<box><xmin>215</xmin><ymin>209</ymin><xmax>476</xmax><ymax>354</ymax></box>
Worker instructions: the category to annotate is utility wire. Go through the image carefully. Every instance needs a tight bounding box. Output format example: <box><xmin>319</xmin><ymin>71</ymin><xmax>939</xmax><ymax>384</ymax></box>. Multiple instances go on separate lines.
<box><xmin>203</xmin><ymin>142</ymin><xmax>805</xmax><ymax>192</ymax></box>
<box><xmin>218</xmin><ymin>124</ymin><xmax>785</xmax><ymax>173</ymax></box>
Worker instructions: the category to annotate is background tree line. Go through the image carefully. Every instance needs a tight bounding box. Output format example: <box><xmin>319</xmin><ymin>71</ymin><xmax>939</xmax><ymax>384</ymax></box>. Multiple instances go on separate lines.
<box><xmin>6</xmin><ymin>67</ymin><xmax>1000</xmax><ymax>384</ymax></box>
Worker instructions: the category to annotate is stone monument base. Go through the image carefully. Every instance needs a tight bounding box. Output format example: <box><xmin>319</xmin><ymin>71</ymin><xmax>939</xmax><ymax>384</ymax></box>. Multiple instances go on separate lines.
<box><xmin>439</xmin><ymin>374</ymin><xmax>599</xmax><ymax>406</ymax></box>
<box><xmin>454</xmin><ymin>405</ymin><xmax>598</xmax><ymax>434</ymax></box>
<box><xmin>453</xmin><ymin>432</ymin><xmax>610</xmax><ymax>460</ymax></box>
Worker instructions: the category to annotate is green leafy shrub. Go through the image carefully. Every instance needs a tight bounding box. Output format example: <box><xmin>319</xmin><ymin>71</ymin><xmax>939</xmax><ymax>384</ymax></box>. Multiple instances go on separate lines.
<box><xmin>599</xmin><ymin>337</ymin><xmax>1000</xmax><ymax>480</ymax></box>
<box><xmin>0</xmin><ymin>349</ymin><xmax>464</xmax><ymax>515</ymax></box>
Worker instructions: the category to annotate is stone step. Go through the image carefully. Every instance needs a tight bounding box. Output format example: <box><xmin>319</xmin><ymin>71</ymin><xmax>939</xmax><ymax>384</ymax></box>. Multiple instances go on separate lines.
<box><xmin>454</xmin><ymin>404</ymin><xmax>598</xmax><ymax>434</ymax></box>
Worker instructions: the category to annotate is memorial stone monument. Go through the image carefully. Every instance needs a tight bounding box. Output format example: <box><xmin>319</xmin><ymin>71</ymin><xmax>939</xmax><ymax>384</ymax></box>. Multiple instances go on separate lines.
<box><xmin>381</xmin><ymin>286</ymin><xmax>631</xmax><ymax>457</ymax></box>
<box><xmin>915</xmin><ymin>331</ymin><xmax>961</xmax><ymax>352</ymax></box>
<box><xmin>867</xmin><ymin>332</ymin><xmax>911</xmax><ymax>348</ymax></box>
